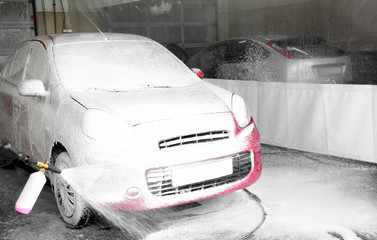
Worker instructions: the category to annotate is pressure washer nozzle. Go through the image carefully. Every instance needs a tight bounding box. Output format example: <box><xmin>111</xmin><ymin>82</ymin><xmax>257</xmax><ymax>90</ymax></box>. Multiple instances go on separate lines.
<box><xmin>46</xmin><ymin>164</ymin><xmax>62</xmax><ymax>174</ymax></box>
<box><xmin>35</xmin><ymin>161</ymin><xmax>62</xmax><ymax>174</ymax></box>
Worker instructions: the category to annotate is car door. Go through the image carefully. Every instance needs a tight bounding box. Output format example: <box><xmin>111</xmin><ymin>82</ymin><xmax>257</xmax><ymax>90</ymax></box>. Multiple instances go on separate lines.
<box><xmin>19</xmin><ymin>41</ymin><xmax>51</xmax><ymax>160</ymax></box>
<box><xmin>0</xmin><ymin>51</ymin><xmax>17</xmax><ymax>145</ymax></box>
<box><xmin>1</xmin><ymin>43</ymin><xmax>33</xmax><ymax>150</ymax></box>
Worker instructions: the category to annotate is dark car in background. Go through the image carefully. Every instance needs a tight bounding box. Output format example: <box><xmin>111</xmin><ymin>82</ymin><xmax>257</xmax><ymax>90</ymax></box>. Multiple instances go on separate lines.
<box><xmin>165</xmin><ymin>43</ymin><xmax>189</xmax><ymax>63</ymax></box>
<box><xmin>187</xmin><ymin>36</ymin><xmax>352</xmax><ymax>84</ymax></box>
<box><xmin>348</xmin><ymin>36</ymin><xmax>377</xmax><ymax>85</ymax></box>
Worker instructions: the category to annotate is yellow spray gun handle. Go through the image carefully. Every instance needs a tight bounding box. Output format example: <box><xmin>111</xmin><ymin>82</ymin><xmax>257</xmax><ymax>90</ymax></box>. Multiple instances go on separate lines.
<box><xmin>24</xmin><ymin>156</ymin><xmax>62</xmax><ymax>174</ymax></box>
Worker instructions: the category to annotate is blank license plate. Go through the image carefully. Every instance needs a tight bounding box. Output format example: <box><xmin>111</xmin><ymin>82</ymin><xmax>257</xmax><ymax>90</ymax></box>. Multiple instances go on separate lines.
<box><xmin>172</xmin><ymin>159</ymin><xmax>233</xmax><ymax>187</ymax></box>
<box><xmin>317</xmin><ymin>67</ymin><xmax>342</xmax><ymax>76</ymax></box>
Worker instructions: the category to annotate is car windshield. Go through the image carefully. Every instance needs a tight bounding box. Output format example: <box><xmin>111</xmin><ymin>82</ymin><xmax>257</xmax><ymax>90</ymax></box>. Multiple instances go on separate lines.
<box><xmin>53</xmin><ymin>41</ymin><xmax>198</xmax><ymax>91</ymax></box>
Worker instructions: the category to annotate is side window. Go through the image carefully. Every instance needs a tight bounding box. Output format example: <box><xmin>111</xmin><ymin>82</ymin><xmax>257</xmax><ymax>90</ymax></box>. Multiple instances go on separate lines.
<box><xmin>8</xmin><ymin>44</ymin><xmax>33</xmax><ymax>84</ymax></box>
<box><xmin>2</xmin><ymin>52</ymin><xmax>16</xmax><ymax>79</ymax></box>
<box><xmin>24</xmin><ymin>43</ymin><xmax>49</xmax><ymax>87</ymax></box>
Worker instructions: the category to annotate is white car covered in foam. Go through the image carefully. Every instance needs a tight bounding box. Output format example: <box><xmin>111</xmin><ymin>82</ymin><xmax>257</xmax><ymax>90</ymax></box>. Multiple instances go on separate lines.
<box><xmin>0</xmin><ymin>33</ymin><xmax>261</xmax><ymax>227</ymax></box>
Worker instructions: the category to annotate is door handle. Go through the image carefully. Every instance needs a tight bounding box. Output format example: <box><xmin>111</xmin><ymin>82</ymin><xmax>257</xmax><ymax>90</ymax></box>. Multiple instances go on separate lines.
<box><xmin>14</xmin><ymin>103</ymin><xmax>21</xmax><ymax>109</ymax></box>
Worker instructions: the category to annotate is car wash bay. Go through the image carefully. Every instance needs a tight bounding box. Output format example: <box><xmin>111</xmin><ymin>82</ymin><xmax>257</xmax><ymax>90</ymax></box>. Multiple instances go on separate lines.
<box><xmin>1</xmin><ymin>145</ymin><xmax>377</xmax><ymax>239</ymax></box>
<box><xmin>1</xmin><ymin>0</ymin><xmax>377</xmax><ymax>239</ymax></box>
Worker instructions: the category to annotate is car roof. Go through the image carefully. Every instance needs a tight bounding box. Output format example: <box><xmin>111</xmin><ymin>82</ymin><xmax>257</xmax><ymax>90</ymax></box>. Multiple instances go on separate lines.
<box><xmin>27</xmin><ymin>33</ymin><xmax>154</xmax><ymax>48</ymax></box>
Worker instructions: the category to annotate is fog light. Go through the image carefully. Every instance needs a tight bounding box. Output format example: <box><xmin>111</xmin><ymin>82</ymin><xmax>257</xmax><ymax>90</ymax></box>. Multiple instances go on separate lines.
<box><xmin>126</xmin><ymin>187</ymin><xmax>140</xmax><ymax>198</ymax></box>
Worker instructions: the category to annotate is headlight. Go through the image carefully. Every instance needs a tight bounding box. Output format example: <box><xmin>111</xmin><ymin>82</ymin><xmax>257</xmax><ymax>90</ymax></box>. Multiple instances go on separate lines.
<box><xmin>81</xmin><ymin>109</ymin><xmax>133</xmax><ymax>141</ymax></box>
<box><xmin>231</xmin><ymin>94</ymin><xmax>252</xmax><ymax>128</ymax></box>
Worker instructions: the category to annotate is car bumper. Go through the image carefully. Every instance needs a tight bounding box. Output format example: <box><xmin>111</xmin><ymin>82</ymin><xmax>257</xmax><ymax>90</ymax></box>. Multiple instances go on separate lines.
<box><xmin>70</xmin><ymin>114</ymin><xmax>261</xmax><ymax>211</ymax></box>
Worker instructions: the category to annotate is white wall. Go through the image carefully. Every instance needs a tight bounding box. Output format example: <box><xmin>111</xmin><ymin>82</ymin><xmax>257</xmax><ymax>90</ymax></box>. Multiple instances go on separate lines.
<box><xmin>206</xmin><ymin>79</ymin><xmax>377</xmax><ymax>164</ymax></box>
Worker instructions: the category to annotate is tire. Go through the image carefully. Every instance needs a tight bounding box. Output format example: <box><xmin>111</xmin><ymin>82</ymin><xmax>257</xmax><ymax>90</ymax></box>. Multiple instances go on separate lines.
<box><xmin>53</xmin><ymin>151</ymin><xmax>91</xmax><ymax>228</ymax></box>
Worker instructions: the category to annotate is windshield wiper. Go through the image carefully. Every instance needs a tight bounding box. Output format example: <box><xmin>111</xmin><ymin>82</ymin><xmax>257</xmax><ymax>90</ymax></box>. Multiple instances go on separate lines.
<box><xmin>145</xmin><ymin>85</ymin><xmax>172</xmax><ymax>89</ymax></box>
<box><xmin>87</xmin><ymin>87</ymin><xmax>119</xmax><ymax>92</ymax></box>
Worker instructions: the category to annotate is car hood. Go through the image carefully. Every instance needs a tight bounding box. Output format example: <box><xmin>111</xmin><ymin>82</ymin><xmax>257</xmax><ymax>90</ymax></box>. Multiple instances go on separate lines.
<box><xmin>70</xmin><ymin>83</ymin><xmax>230</xmax><ymax>126</ymax></box>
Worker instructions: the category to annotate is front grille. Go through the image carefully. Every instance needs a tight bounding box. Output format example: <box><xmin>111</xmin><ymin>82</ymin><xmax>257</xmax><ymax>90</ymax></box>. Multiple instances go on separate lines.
<box><xmin>146</xmin><ymin>151</ymin><xmax>252</xmax><ymax>197</ymax></box>
<box><xmin>159</xmin><ymin>131</ymin><xmax>229</xmax><ymax>150</ymax></box>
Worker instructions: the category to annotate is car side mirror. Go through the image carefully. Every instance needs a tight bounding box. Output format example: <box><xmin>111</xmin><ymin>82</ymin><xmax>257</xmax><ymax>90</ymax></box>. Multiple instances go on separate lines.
<box><xmin>191</xmin><ymin>68</ymin><xmax>204</xmax><ymax>79</ymax></box>
<box><xmin>18</xmin><ymin>79</ymin><xmax>48</xmax><ymax>97</ymax></box>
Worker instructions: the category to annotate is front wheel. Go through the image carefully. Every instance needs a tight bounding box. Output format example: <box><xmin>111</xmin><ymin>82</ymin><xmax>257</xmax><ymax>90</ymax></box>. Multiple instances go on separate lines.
<box><xmin>53</xmin><ymin>151</ymin><xmax>91</xmax><ymax>228</ymax></box>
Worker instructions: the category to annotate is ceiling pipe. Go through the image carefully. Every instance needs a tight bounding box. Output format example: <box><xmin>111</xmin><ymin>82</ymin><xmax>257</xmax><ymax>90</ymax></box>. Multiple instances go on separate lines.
<box><xmin>53</xmin><ymin>0</ymin><xmax>57</xmax><ymax>33</ymax></box>
<box><xmin>41</xmin><ymin>0</ymin><xmax>47</xmax><ymax>34</ymax></box>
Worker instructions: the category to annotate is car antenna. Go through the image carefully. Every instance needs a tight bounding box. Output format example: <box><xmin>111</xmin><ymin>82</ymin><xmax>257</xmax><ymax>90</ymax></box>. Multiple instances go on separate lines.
<box><xmin>78</xmin><ymin>8</ymin><xmax>109</xmax><ymax>40</ymax></box>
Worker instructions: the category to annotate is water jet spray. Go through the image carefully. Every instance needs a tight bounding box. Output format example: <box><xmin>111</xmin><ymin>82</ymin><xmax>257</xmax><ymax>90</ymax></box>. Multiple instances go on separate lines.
<box><xmin>3</xmin><ymin>144</ymin><xmax>62</xmax><ymax>214</ymax></box>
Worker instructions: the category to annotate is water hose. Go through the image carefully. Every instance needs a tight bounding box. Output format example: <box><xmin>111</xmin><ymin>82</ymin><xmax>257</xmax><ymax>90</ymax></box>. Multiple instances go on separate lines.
<box><xmin>2</xmin><ymin>143</ymin><xmax>62</xmax><ymax>174</ymax></box>
<box><xmin>238</xmin><ymin>189</ymin><xmax>268</xmax><ymax>240</ymax></box>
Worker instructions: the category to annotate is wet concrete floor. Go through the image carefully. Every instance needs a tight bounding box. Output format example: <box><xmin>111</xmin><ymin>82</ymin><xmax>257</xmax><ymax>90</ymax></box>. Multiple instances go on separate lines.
<box><xmin>0</xmin><ymin>144</ymin><xmax>376</xmax><ymax>239</ymax></box>
<box><xmin>249</xmin><ymin>145</ymin><xmax>377</xmax><ymax>240</ymax></box>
